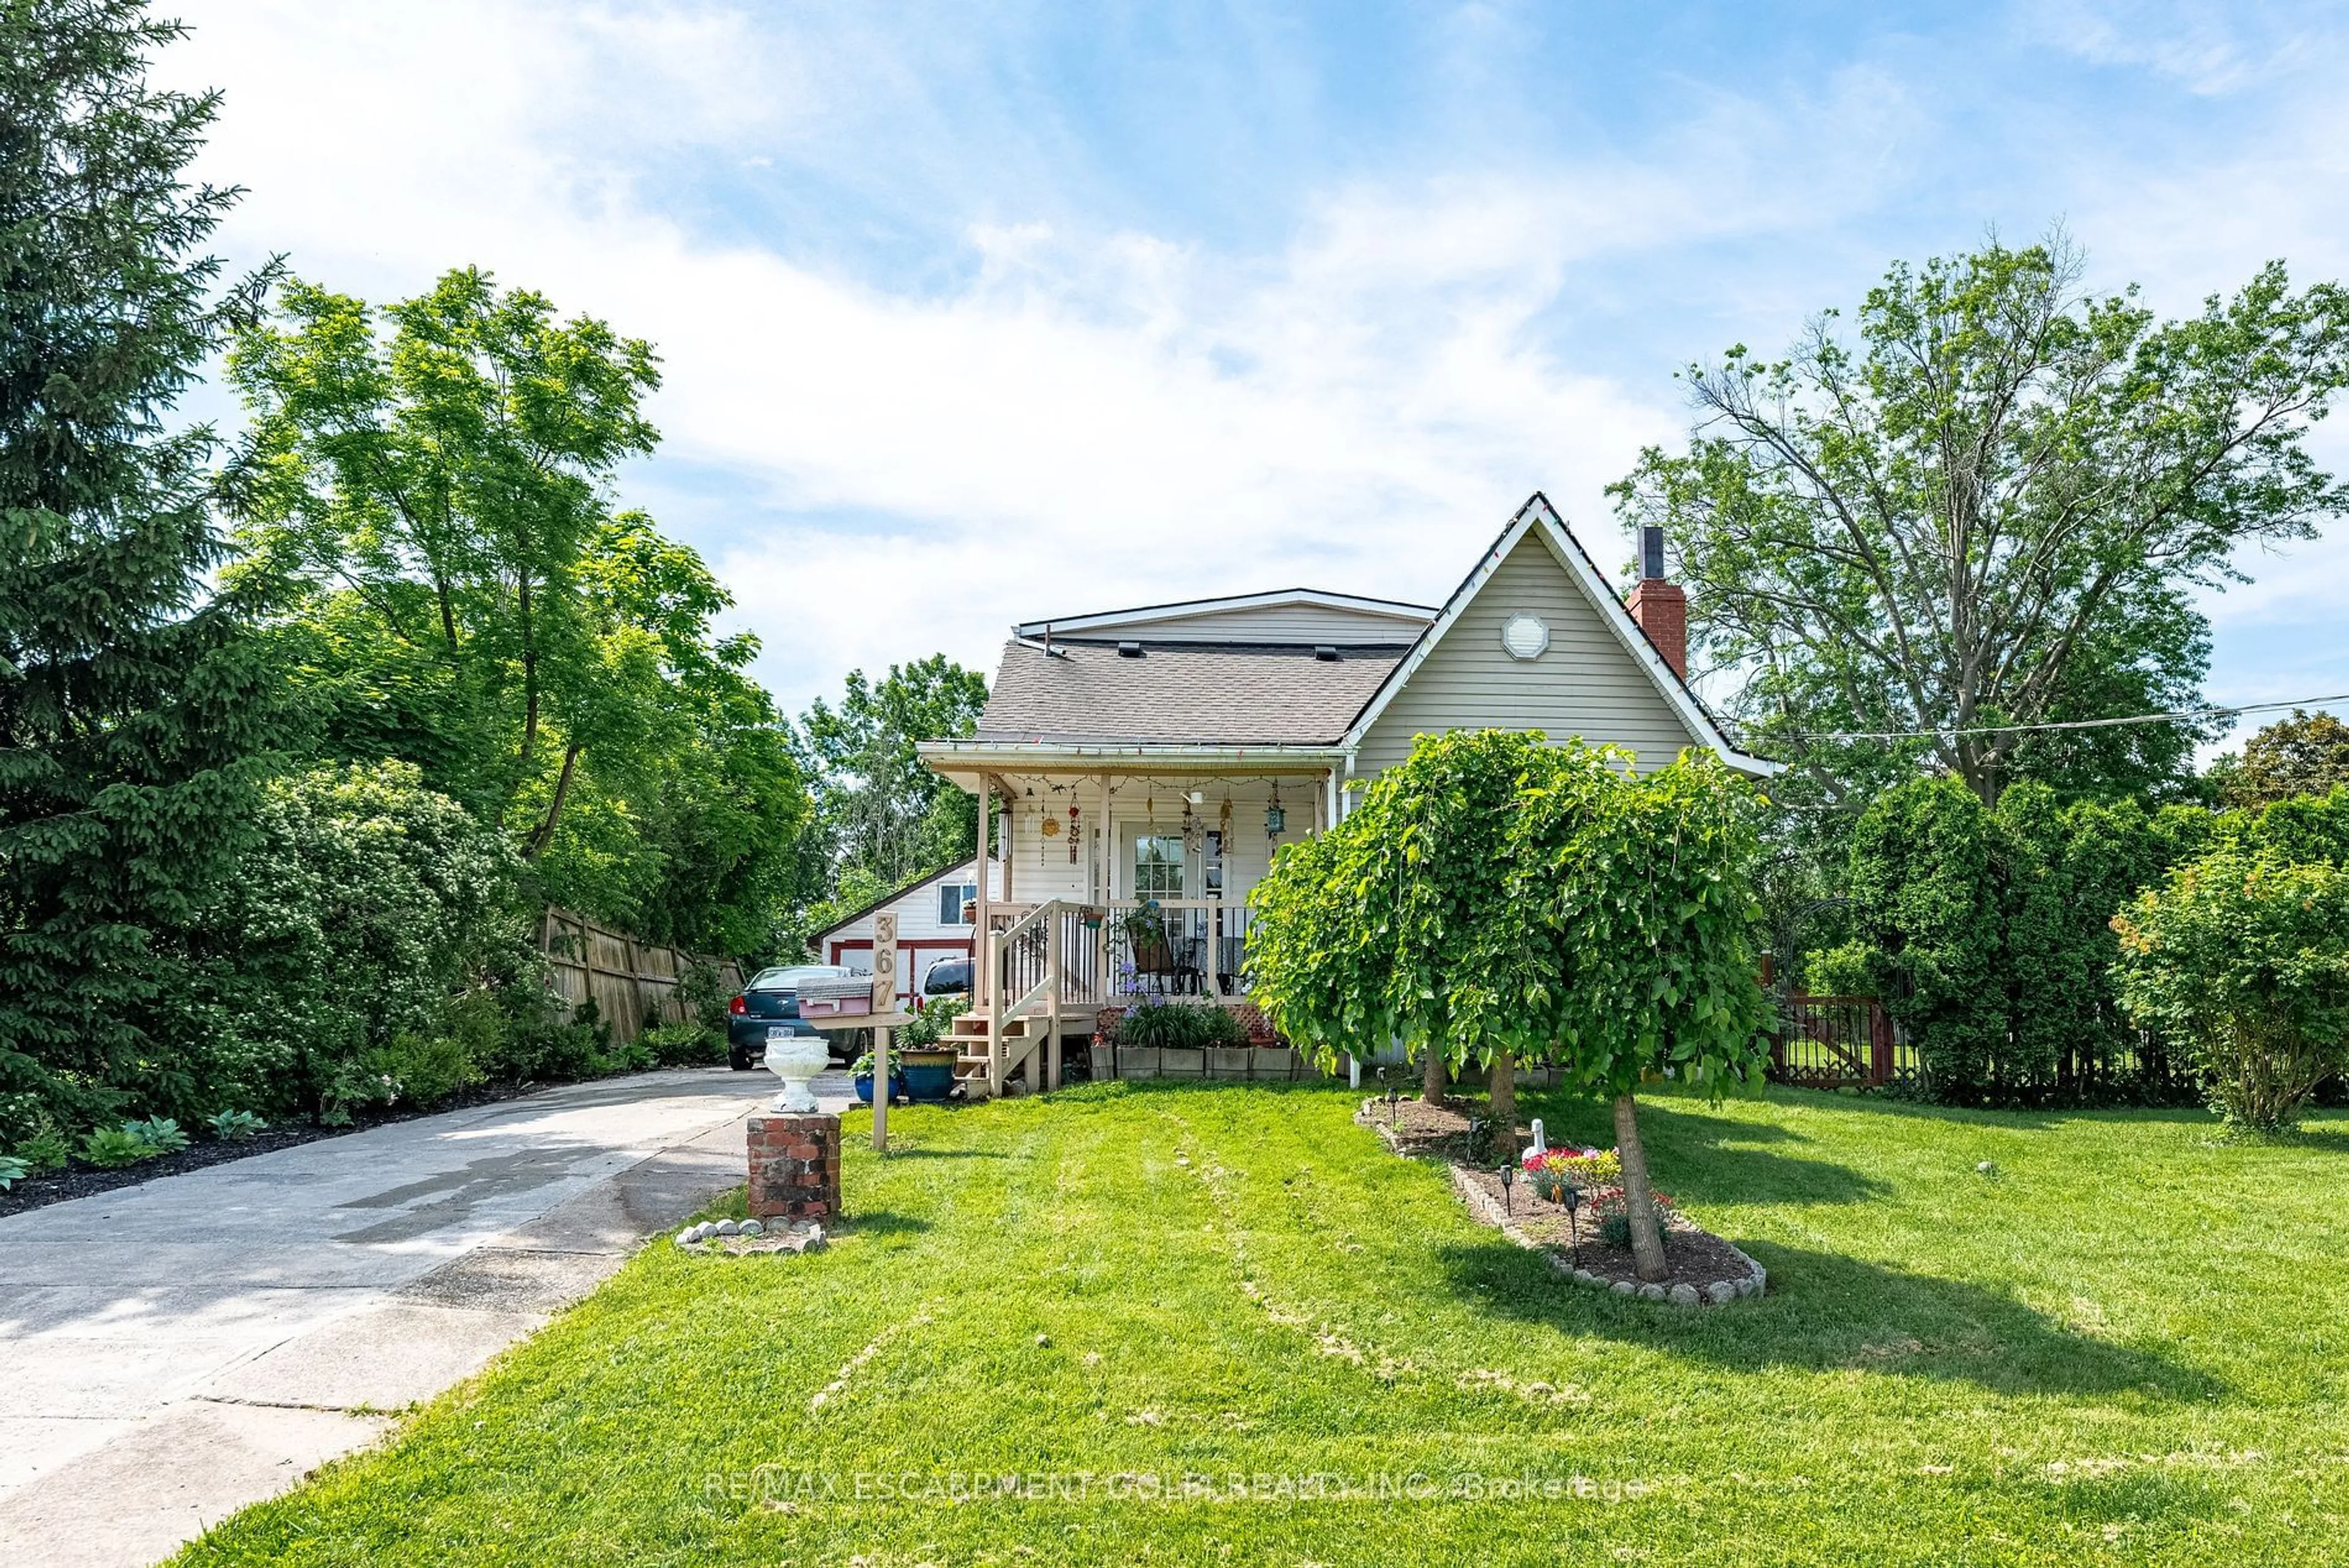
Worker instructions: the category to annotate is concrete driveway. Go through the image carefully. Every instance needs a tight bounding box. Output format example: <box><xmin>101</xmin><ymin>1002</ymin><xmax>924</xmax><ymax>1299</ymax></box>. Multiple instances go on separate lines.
<box><xmin>0</xmin><ymin>1066</ymin><xmax>847</xmax><ymax>1567</ymax></box>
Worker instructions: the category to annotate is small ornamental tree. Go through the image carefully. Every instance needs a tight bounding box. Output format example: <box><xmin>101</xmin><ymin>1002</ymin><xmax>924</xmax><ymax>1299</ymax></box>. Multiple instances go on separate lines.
<box><xmin>1252</xmin><ymin>733</ymin><xmax>1773</xmax><ymax>1281</ymax></box>
<box><xmin>1510</xmin><ymin>749</ymin><xmax>1772</xmax><ymax>1280</ymax></box>
<box><xmin>1248</xmin><ymin>729</ymin><xmax>1546</xmax><ymax>1113</ymax></box>
<box><xmin>2112</xmin><ymin>850</ymin><xmax>2349</xmax><ymax>1135</ymax></box>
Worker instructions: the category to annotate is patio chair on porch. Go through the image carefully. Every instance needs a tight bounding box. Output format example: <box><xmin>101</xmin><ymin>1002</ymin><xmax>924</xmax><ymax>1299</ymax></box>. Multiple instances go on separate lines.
<box><xmin>1130</xmin><ymin>931</ymin><xmax>1203</xmax><ymax>995</ymax></box>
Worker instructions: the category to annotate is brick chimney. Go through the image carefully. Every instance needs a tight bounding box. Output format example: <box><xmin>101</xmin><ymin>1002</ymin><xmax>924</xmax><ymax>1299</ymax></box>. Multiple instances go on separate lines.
<box><xmin>1626</xmin><ymin>524</ymin><xmax>1687</xmax><ymax>678</ymax></box>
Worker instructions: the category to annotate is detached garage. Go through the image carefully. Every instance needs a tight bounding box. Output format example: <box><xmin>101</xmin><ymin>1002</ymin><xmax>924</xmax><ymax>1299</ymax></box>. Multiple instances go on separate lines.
<box><xmin>809</xmin><ymin>857</ymin><xmax>1001</xmax><ymax>1009</ymax></box>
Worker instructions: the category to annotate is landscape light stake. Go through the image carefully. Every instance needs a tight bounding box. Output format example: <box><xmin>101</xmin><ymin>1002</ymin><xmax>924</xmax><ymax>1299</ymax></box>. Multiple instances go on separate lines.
<box><xmin>1499</xmin><ymin>1162</ymin><xmax>1515</xmax><ymax>1216</ymax></box>
<box><xmin>1562</xmin><ymin>1181</ymin><xmax>1582</xmax><ymax>1268</ymax></box>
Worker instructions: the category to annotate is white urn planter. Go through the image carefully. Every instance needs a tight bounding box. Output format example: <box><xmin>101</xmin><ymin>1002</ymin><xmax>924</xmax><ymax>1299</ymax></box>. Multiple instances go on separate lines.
<box><xmin>762</xmin><ymin>1030</ymin><xmax>831</xmax><ymax>1113</ymax></box>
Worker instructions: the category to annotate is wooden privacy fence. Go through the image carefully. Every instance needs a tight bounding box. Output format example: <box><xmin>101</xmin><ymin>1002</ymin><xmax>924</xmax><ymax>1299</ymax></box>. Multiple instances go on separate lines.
<box><xmin>1770</xmin><ymin>993</ymin><xmax>1918</xmax><ymax>1090</ymax></box>
<box><xmin>537</xmin><ymin>907</ymin><xmax>745</xmax><ymax>1043</ymax></box>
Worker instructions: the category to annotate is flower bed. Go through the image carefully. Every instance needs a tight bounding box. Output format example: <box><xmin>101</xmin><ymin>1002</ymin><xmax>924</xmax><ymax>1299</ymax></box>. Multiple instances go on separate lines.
<box><xmin>1355</xmin><ymin>1098</ymin><xmax>1767</xmax><ymax>1306</ymax></box>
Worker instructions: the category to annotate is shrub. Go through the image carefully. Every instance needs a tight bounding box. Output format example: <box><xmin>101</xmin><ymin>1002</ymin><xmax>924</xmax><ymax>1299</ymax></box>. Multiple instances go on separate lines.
<box><xmin>1844</xmin><ymin>778</ymin><xmax>2191</xmax><ymax>1102</ymax></box>
<box><xmin>207</xmin><ymin>1109</ymin><xmax>267</xmax><ymax>1141</ymax></box>
<box><xmin>368</xmin><ymin>1033</ymin><xmax>486</xmax><ymax>1107</ymax></box>
<box><xmin>123</xmin><ymin>1117</ymin><xmax>190</xmax><ymax>1154</ymax></box>
<box><xmin>676</xmin><ymin>959</ymin><xmax>735</xmax><ymax>1035</ymax></box>
<box><xmin>0</xmin><ymin>1155</ymin><xmax>25</xmax><ymax>1191</ymax></box>
<box><xmin>14</xmin><ymin>1125</ymin><xmax>70</xmax><ymax>1172</ymax></box>
<box><xmin>1587</xmin><ymin>1185</ymin><xmax>1675</xmax><ymax>1250</ymax></box>
<box><xmin>639</xmin><ymin>1022</ymin><xmax>725</xmax><ymax>1068</ymax></box>
<box><xmin>192</xmin><ymin>762</ymin><xmax>530</xmax><ymax>1122</ymax></box>
<box><xmin>2112</xmin><ymin>849</ymin><xmax>2349</xmax><ymax>1134</ymax></box>
<box><xmin>81</xmin><ymin>1124</ymin><xmax>158</xmax><ymax>1169</ymax></box>
<box><xmin>1110</xmin><ymin>998</ymin><xmax>1250</xmax><ymax>1050</ymax></box>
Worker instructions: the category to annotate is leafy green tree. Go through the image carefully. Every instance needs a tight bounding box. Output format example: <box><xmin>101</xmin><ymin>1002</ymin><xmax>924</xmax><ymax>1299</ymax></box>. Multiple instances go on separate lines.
<box><xmin>0</xmin><ymin>1</ymin><xmax>283</xmax><ymax>1142</ymax></box>
<box><xmin>2214</xmin><ymin>710</ymin><xmax>2349</xmax><ymax>808</ymax></box>
<box><xmin>2232</xmin><ymin>784</ymin><xmax>2349</xmax><ymax>868</ymax></box>
<box><xmin>1247</xmin><ymin>730</ymin><xmax>1549</xmax><ymax>1115</ymax></box>
<box><xmin>226</xmin><ymin>270</ymin><xmax>659</xmax><ymax>828</ymax></box>
<box><xmin>1612</xmin><ymin>235</ymin><xmax>2349</xmax><ymax>808</ymax></box>
<box><xmin>2113</xmin><ymin>849</ymin><xmax>2349</xmax><ymax>1134</ymax></box>
<box><xmin>1251</xmin><ymin>733</ymin><xmax>1772</xmax><ymax>1282</ymax></box>
<box><xmin>796</xmin><ymin>655</ymin><xmax>989</xmax><ymax>894</ymax></box>
<box><xmin>225</xmin><ymin>274</ymin><xmax>806</xmax><ymax>953</ymax></box>
<box><xmin>1508</xmin><ymin>749</ymin><xmax>1772</xmax><ymax>1279</ymax></box>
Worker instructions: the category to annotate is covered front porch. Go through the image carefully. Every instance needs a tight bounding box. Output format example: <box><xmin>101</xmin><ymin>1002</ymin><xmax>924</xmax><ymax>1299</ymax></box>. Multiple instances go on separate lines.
<box><xmin>918</xmin><ymin>744</ymin><xmax>1345</xmax><ymax>1095</ymax></box>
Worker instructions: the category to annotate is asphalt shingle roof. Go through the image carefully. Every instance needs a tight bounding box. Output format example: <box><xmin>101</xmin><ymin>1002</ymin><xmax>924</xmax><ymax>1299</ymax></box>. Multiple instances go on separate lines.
<box><xmin>976</xmin><ymin>639</ymin><xmax>1409</xmax><ymax>746</ymax></box>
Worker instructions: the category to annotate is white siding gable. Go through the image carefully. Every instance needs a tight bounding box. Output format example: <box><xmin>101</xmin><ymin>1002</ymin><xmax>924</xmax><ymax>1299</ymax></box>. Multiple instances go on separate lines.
<box><xmin>1351</xmin><ymin>522</ymin><xmax>1710</xmax><ymax>778</ymax></box>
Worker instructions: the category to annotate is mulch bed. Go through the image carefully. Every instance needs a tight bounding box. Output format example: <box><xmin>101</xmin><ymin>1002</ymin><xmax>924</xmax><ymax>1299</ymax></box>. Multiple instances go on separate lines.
<box><xmin>1356</xmin><ymin>1094</ymin><xmax>1486</xmax><ymax>1157</ymax></box>
<box><xmin>0</xmin><ymin>1077</ymin><xmax>565</xmax><ymax>1220</ymax></box>
<box><xmin>1355</xmin><ymin>1096</ymin><xmax>1767</xmax><ymax>1304</ymax></box>
<box><xmin>1452</xmin><ymin>1166</ymin><xmax>1757</xmax><ymax>1293</ymax></box>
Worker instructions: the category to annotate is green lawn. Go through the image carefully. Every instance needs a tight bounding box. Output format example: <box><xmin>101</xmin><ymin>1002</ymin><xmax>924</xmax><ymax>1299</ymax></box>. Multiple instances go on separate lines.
<box><xmin>176</xmin><ymin>1081</ymin><xmax>2349</xmax><ymax>1566</ymax></box>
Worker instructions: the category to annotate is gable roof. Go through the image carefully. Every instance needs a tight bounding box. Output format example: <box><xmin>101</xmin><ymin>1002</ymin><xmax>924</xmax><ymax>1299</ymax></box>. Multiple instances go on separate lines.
<box><xmin>808</xmin><ymin>857</ymin><xmax>982</xmax><ymax>945</ymax></box>
<box><xmin>977</xmin><ymin>639</ymin><xmax>1403</xmax><ymax>746</ymax></box>
<box><xmin>1015</xmin><ymin>587</ymin><xmax>1435</xmax><ymax>643</ymax></box>
<box><xmin>1341</xmin><ymin>493</ymin><xmax>1776</xmax><ymax>776</ymax></box>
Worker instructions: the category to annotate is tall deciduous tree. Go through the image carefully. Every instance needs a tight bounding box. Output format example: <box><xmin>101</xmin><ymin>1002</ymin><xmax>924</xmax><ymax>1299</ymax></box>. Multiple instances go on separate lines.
<box><xmin>227</xmin><ymin>270</ymin><xmax>660</xmax><ymax>830</ymax></box>
<box><xmin>2216</xmin><ymin>709</ymin><xmax>2349</xmax><ymax>808</ymax></box>
<box><xmin>796</xmin><ymin>655</ymin><xmax>989</xmax><ymax>893</ymax></box>
<box><xmin>225</xmin><ymin>273</ymin><xmax>805</xmax><ymax>953</ymax></box>
<box><xmin>1612</xmin><ymin>236</ymin><xmax>2349</xmax><ymax>807</ymax></box>
<box><xmin>0</xmin><ymin>1</ymin><xmax>283</xmax><ymax>1139</ymax></box>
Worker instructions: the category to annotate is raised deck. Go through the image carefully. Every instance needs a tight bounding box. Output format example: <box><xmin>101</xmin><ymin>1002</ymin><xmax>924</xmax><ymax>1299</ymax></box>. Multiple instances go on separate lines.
<box><xmin>960</xmin><ymin>898</ymin><xmax>1256</xmax><ymax>1098</ymax></box>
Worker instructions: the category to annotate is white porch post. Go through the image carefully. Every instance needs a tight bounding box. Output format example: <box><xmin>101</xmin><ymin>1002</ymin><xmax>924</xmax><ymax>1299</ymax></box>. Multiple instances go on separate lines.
<box><xmin>974</xmin><ymin>784</ymin><xmax>992</xmax><ymax>1009</ymax></box>
<box><xmin>1094</xmin><ymin>771</ymin><xmax>1111</xmax><ymax>1006</ymax></box>
<box><xmin>1101</xmin><ymin>775</ymin><xmax>1116</xmax><ymax>901</ymax></box>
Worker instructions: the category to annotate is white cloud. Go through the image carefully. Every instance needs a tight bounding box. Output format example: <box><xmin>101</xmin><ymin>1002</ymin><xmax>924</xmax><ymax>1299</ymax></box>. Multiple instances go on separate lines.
<box><xmin>162</xmin><ymin>0</ymin><xmax>1842</xmax><ymax>707</ymax></box>
<box><xmin>160</xmin><ymin>0</ymin><xmax>2349</xmax><ymax>724</ymax></box>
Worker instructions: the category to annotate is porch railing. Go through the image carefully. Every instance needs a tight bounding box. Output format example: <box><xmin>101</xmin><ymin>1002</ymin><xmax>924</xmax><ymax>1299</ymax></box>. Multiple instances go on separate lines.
<box><xmin>979</xmin><ymin>897</ymin><xmax>1259</xmax><ymax>1093</ymax></box>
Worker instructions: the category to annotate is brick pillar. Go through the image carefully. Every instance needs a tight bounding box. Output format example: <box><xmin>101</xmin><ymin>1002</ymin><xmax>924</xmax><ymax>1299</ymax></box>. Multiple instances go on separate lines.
<box><xmin>746</xmin><ymin>1112</ymin><xmax>841</xmax><ymax>1222</ymax></box>
<box><xmin>1627</xmin><ymin>578</ymin><xmax>1688</xmax><ymax>678</ymax></box>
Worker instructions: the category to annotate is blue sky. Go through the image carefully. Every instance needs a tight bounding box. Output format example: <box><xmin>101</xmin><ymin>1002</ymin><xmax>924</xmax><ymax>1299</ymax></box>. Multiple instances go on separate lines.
<box><xmin>166</xmin><ymin>1</ymin><xmax>2349</xmax><ymax>749</ymax></box>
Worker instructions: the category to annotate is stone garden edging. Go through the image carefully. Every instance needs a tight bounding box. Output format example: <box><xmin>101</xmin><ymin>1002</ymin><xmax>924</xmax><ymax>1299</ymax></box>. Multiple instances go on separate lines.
<box><xmin>1447</xmin><ymin>1165</ymin><xmax>1767</xmax><ymax>1307</ymax></box>
<box><xmin>1356</xmin><ymin>1098</ymin><xmax>1767</xmax><ymax>1307</ymax></box>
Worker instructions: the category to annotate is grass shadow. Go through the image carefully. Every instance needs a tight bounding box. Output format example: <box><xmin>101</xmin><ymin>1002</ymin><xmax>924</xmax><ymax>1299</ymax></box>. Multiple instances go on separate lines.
<box><xmin>839</xmin><ymin>1210</ymin><xmax>932</xmax><ymax>1236</ymax></box>
<box><xmin>1510</xmin><ymin>1093</ymin><xmax>1891</xmax><ymax>1208</ymax></box>
<box><xmin>1751</xmin><ymin>1087</ymin><xmax>2222</xmax><ymax>1134</ymax></box>
<box><xmin>1435</xmin><ymin>1236</ymin><xmax>2224</xmax><ymax>1402</ymax></box>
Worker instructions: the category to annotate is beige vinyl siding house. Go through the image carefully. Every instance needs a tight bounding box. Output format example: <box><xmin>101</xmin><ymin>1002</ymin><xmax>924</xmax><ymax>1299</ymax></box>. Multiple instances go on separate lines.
<box><xmin>913</xmin><ymin>492</ymin><xmax>1771</xmax><ymax>1098</ymax></box>
<box><xmin>1352</xmin><ymin>521</ymin><xmax>1701</xmax><ymax>778</ymax></box>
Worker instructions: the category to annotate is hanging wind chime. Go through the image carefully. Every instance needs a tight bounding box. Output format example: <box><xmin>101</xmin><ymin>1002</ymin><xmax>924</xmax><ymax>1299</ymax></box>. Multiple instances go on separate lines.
<box><xmin>1266</xmin><ymin>781</ymin><xmax>1285</xmax><ymax>838</ymax></box>
<box><xmin>1067</xmin><ymin>801</ymin><xmax>1082</xmax><ymax>864</ymax></box>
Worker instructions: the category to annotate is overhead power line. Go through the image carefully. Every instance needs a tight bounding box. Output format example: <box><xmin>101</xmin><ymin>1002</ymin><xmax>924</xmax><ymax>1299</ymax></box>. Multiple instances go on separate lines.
<box><xmin>1783</xmin><ymin>692</ymin><xmax>2349</xmax><ymax>745</ymax></box>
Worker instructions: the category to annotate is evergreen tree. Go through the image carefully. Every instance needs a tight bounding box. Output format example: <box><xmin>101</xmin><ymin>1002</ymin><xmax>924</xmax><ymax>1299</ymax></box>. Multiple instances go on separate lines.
<box><xmin>0</xmin><ymin>1</ymin><xmax>280</xmax><ymax>1139</ymax></box>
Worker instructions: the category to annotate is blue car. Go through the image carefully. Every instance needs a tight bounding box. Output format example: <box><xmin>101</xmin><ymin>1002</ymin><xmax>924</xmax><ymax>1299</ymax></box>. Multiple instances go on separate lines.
<box><xmin>727</xmin><ymin>964</ymin><xmax>856</xmax><ymax>1071</ymax></box>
